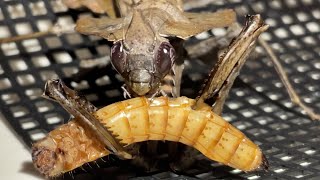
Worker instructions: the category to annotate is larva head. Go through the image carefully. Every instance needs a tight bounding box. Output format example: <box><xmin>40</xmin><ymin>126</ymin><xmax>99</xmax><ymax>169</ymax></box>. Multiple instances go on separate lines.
<box><xmin>32</xmin><ymin>137</ymin><xmax>64</xmax><ymax>177</ymax></box>
<box><xmin>111</xmin><ymin>41</ymin><xmax>176</xmax><ymax>96</ymax></box>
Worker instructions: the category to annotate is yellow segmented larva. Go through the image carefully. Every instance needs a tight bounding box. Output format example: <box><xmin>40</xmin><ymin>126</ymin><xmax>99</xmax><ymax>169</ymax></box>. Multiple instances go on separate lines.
<box><xmin>32</xmin><ymin>96</ymin><xmax>267</xmax><ymax>177</ymax></box>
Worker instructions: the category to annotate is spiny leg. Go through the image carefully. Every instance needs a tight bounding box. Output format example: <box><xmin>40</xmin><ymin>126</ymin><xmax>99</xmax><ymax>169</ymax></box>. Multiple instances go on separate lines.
<box><xmin>194</xmin><ymin>15</ymin><xmax>269</xmax><ymax>115</ymax></box>
<box><xmin>43</xmin><ymin>79</ymin><xmax>132</xmax><ymax>159</ymax></box>
<box><xmin>258</xmin><ymin>38</ymin><xmax>320</xmax><ymax>120</ymax></box>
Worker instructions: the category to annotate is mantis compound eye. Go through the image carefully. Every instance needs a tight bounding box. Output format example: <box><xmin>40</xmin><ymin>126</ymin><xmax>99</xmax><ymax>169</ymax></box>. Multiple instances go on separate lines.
<box><xmin>155</xmin><ymin>42</ymin><xmax>176</xmax><ymax>77</ymax></box>
<box><xmin>111</xmin><ymin>41</ymin><xmax>127</xmax><ymax>74</ymax></box>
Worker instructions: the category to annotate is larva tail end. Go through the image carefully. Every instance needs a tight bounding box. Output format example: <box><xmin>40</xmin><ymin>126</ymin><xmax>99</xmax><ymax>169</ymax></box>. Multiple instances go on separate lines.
<box><xmin>260</xmin><ymin>154</ymin><xmax>269</xmax><ymax>171</ymax></box>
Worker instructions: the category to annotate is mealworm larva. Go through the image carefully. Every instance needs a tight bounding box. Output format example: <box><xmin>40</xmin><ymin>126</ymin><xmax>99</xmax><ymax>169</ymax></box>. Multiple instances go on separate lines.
<box><xmin>32</xmin><ymin>96</ymin><xmax>268</xmax><ymax>177</ymax></box>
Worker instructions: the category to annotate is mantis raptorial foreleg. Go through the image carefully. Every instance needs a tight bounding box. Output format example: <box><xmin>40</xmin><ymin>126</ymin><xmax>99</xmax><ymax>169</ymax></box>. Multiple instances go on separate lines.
<box><xmin>42</xmin><ymin>79</ymin><xmax>132</xmax><ymax>159</ymax></box>
<box><xmin>194</xmin><ymin>15</ymin><xmax>269</xmax><ymax>115</ymax></box>
<box><xmin>189</xmin><ymin>15</ymin><xmax>320</xmax><ymax>120</ymax></box>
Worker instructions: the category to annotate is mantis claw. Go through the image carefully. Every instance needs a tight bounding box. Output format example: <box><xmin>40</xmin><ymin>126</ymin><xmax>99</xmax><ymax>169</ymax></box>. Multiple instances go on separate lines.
<box><xmin>43</xmin><ymin>79</ymin><xmax>132</xmax><ymax>159</ymax></box>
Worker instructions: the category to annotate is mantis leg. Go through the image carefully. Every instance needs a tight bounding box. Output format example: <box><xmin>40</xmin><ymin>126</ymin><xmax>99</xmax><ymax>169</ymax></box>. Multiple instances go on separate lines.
<box><xmin>194</xmin><ymin>15</ymin><xmax>269</xmax><ymax>115</ymax></box>
<box><xmin>258</xmin><ymin>38</ymin><xmax>320</xmax><ymax>120</ymax></box>
<box><xmin>43</xmin><ymin>79</ymin><xmax>132</xmax><ymax>159</ymax></box>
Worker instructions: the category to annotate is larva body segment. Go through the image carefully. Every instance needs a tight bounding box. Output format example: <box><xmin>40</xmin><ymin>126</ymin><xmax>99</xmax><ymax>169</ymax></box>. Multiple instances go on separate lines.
<box><xmin>95</xmin><ymin>96</ymin><xmax>265</xmax><ymax>171</ymax></box>
<box><xmin>32</xmin><ymin>96</ymin><xmax>267</xmax><ymax>177</ymax></box>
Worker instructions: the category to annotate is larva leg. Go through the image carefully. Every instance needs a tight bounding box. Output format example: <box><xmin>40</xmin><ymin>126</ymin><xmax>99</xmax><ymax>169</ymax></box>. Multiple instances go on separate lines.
<box><xmin>43</xmin><ymin>79</ymin><xmax>131</xmax><ymax>159</ymax></box>
<box><xmin>194</xmin><ymin>15</ymin><xmax>269</xmax><ymax>115</ymax></box>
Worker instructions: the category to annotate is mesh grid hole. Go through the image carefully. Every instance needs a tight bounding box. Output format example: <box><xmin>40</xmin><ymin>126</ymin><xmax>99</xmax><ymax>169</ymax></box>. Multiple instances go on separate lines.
<box><xmin>15</xmin><ymin>22</ymin><xmax>32</xmax><ymax>35</ymax></box>
<box><xmin>239</xmin><ymin>108</ymin><xmax>258</xmax><ymax>118</ymax></box>
<box><xmin>31</xmin><ymin>55</ymin><xmax>51</xmax><ymax>67</ymax></box>
<box><xmin>261</xmin><ymin>104</ymin><xmax>277</xmax><ymax>113</ymax></box>
<box><xmin>53</xmin><ymin>52</ymin><xmax>73</xmax><ymax>64</ymax></box>
<box><xmin>22</xmin><ymin>39</ymin><xmax>41</xmax><ymax>52</ymax></box>
<box><xmin>233</xmin><ymin>121</ymin><xmax>252</xmax><ymax>130</ymax></box>
<box><xmin>211</xmin><ymin>27</ymin><xmax>227</xmax><ymax>36</ymax></box>
<box><xmin>29</xmin><ymin>1</ymin><xmax>47</xmax><ymax>16</ymax></box>
<box><xmin>290</xmin><ymin>24</ymin><xmax>306</xmax><ymax>36</ymax></box>
<box><xmin>247</xmin><ymin>96</ymin><xmax>263</xmax><ymax>105</ymax></box>
<box><xmin>221</xmin><ymin>113</ymin><xmax>236</xmax><ymax>122</ymax></box>
<box><xmin>252</xmin><ymin>1</ymin><xmax>265</xmax><ymax>13</ymax></box>
<box><xmin>57</xmin><ymin>16</ymin><xmax>75</xmax><ymax>27</ymax></box>
<box><xmin>269</xmin><ymin>0</ymin><xmax>282</xmax><ymax>9</ymax></box>
<box><xmin>266</xmin><ymin>135</ymin><xmax>285</xmax><ymax>142</ymax></box>
<box><xmin>50</xmin><ymin>0</ymin><xmax>68</xmax><ymax>13</ymax></box>
<box><xmin>308</xmin><ymin>71</ymin><xmax>320</xmax><ymax>80</ymax></box>
<box><xmin>29</xmin><ymin>129</ymin><xmax>46</xmax><ymax>141</ymax></box>
<box><xmin>9</xmin><ymin>59</ymin><xmax>28</xmax><ymax>71</ymax></box>
<box><xmin>274</xmin><ymin>168</ymin><xmax>287</xmax><ymax>173</ymax></box>
<box><xmin>25</xmin><ymin>88</ymin><xmax>43</xmax><ymax>100</ymax></box>
<box><xmin>17</xmin><ymin>74</ymin><xmax>36</xmax><ymax>86</ymax></box>
<box><xmin>1</xmin><ymin>93</ymin><xmax>20</xmax><ymax>105</ymax></box>
<box><xmin>71</xmin><ymin>80</ymin><xmax>89</xmax><ymax>90</ymax></box>
<box><xmin>230</xmin><ymin>169</ymin><xmax>242</xmax><ymax>174</ymax></box>
<box><xmin>8</xmin><ymin>3</ymin><xmax>26</xmax><ymax>19</ymax></box>
<box><xmin>96</xmin><ymin>75</ymin><xmax>111</xmax><ymax>86</ymax></box>
<box><xmin>247</xmin><ymin>175</ymin><xmax>260</xmax><ymax>180</ymax></box>
<box><xmin>195</xmin><ymin>31</ymin><xmax>210</xmax><ymax>40</ymax></box>
<box><xmin>235</xmin><ymin>5</ymin><xmax>249</xmax><ymax>16</ymax></box>
<box><xmin>247</xmin><ymin>128</ymin><xmax>268</xmax><ymax>136</ymax></box>
<box><xmin>226</xmin><ymin>101</ymin><xmax>243</xmax><ymax>110</ymax></box>
<box><xmin>75</xmin><ymin>48</ymin><xmax>92</xmax><ymax>59</ymax></box>
<box><xmin>281</xmin><ymin>14</ymin><xmax>294</xmax><ymax>24</ymax></box>
<box><xmin>10</xmin><ymin>106</ymin><xmax>29</xmax><ymax>118</ymax></box>
<box><xmin>40</xmin><ymin>70</ymin><xmax>58</xmax><ymax>81</ymax></box>
<box><xmin>36</xmin><ymin>19</ymin><xmax>52</xmax><ymax>31</ymax></box>
<box><xmin>254</xmin><ymin>116</ymin><xmax>274</xmax><ymax>125</ymax></box>
<box><xmin>296</xmin><ymin>11</ymin><xmax>310</xmax><ymax>22</ymax></box>
<box><xmin>1</xmin><ymin>42</ymin><xmax>19</xmax><ymax>56</ymax></box>
<box><xmin>0</xmin><ymin>26</ymin><xmax>11</xmax><ymax>38</ymax></box>
<box><xmin>0</xmin><ymin>78</ymin><xmax>12</xmax><ymax>90</ymax></box>
<box><xmin>62</xmin><ymin>67</ymin><xmax>78</xmax><ymax>77</ymax></box>
<box><xmin>19</xmin><ymin>118</ymin><xmax>38</xmax><ymax>130</ymax></box>
<box><xmin>265</xmin><ymin>18</ymin><xmax>277</xmax><ymax>27</ymax></box>
<box><xmin>45</xmin><ymin>113</ymin><xmax>63</xmax><ymax>125</ymax></box>
<box><xmin>67</xmin><ymin>34</ymin><xmax>85</xmax><ymax>46</ymax></box>
<box><xmin>269</xmin><ymin>123</ymin><xmax>290</xmax><ymax>130</ymax></box>
<box><xmin>45</xmin><ymin>36</ymin><xmax>62</xmax><ymax>48</ymax></box>
<box><xmin>303</xmin><ymin>36</ymin><xmax>316</xmax><ymax>45</ymax></box>
<box><xmin>35</xmin><ymin>101</ymin><xmax>54</xmax><ymax>113</ymax></box>
<box><xmin>306</xmin><ymin>21</ymin><xmax>320</xmax><ymax>32</ymax></box>
<box><xmin>286</xmin><ymin>39</ymin><xmax>301</xmax><ymax>49</ymax></box>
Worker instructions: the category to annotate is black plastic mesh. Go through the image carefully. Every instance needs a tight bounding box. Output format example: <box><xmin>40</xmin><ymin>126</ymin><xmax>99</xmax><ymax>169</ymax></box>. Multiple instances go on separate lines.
<box><xmin>1</xmin><ymin>0</ymin><xmax>320</xmax><ymax>179</ymax></box>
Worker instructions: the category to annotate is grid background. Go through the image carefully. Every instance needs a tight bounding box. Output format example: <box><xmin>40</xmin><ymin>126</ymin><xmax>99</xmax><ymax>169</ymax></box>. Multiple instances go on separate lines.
<box><xmin>1</xmin><ymin>0</ymin><xmax>320</xmax><ymax>179</ymax></box>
